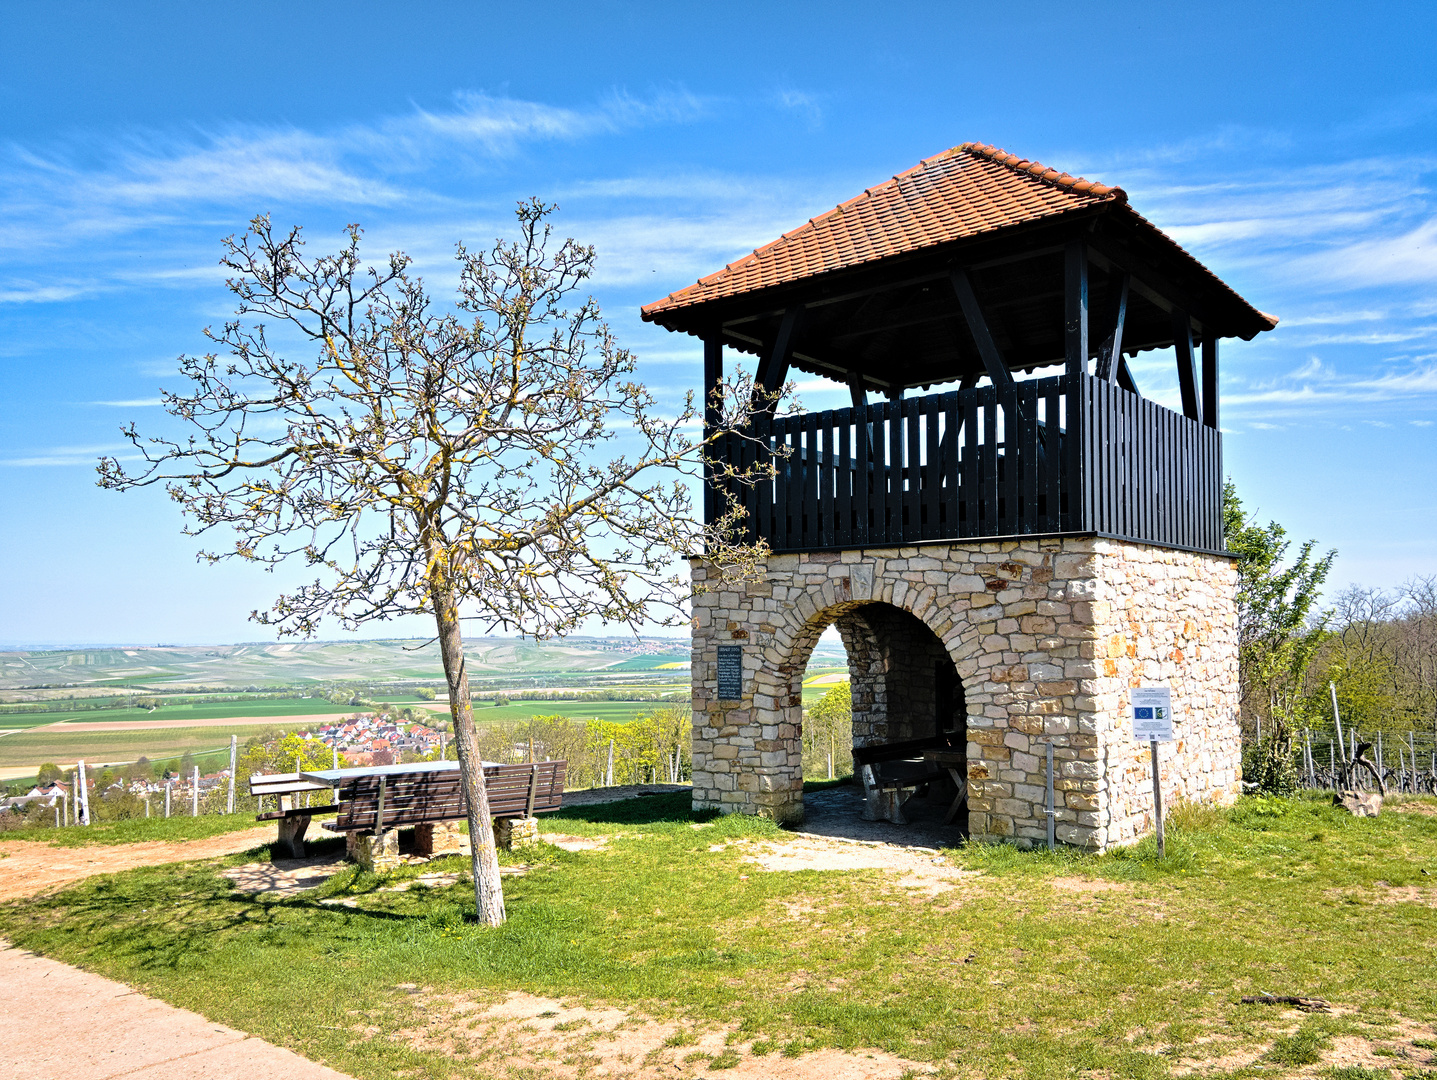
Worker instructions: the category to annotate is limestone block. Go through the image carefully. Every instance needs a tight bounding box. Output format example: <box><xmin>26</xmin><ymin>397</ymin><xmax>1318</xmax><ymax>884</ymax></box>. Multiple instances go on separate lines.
<box><xmin>415</xmin><ymin>820</ymin><xmax>464</xmax><ymax>858</ymax></box>
<box><xmin>494</xmin><ymin>815</ymin><xmax>539</xmax><ymax>850</ymax></box>
<box><xmin>350</xmin><ymin>828</ymin><xmax>402</xmax><ymax>872</ymax></box>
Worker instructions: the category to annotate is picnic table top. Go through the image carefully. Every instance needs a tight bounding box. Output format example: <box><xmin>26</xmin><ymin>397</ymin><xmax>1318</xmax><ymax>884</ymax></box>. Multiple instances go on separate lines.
<box><xmin>298</xmin><ymin>759</ymin><xmax>550</xmax><ymax>784</ymax></box>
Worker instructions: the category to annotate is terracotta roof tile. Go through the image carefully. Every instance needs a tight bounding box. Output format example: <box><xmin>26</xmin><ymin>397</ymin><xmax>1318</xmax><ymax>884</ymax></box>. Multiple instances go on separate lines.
<box><xmin>642</xmin><ymin>143</ymin><xmax>1125</xmax><ymax>318</ymax></box>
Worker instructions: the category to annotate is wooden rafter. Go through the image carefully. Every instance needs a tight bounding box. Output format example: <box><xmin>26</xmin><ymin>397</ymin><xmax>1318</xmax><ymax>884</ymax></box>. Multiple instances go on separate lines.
<box><xmin>949</xmin><ymin>270</ymin><xmax>1014</xmax><ymax>388</ymax></box>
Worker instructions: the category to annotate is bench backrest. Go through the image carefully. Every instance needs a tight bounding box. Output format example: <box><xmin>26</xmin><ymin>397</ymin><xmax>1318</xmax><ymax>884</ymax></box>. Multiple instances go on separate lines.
<box><xmin>333</xmin><ymin>761</ymin><xmax>566</xmax><ymax>832</ymax></box>
<box><xmin>851</xmin><ymin>735</ymin><xmax>959</xmax><ymax>767</ymax></box>
<box><xmin>249</xmin><ymin>772</ymin><xmax>332</xmax><ymax>798</ymax></box>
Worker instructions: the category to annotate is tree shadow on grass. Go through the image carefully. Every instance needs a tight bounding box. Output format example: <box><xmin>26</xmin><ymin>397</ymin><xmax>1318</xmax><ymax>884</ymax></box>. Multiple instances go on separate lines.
<box><xmin>547</xmin><ymin>791</ymin><xmax>717</xmax><ymax>826</ymax></box>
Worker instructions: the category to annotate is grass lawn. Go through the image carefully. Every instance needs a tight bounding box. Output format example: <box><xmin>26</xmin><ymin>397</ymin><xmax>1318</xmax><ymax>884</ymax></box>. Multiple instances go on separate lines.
<box><xmin>3</xmin><ymin>791</ymin><xmax>1436</xmax><ymax>1079</ymax></box>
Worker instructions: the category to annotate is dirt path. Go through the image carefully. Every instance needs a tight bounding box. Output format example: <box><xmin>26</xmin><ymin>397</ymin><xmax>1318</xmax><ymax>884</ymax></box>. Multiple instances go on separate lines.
<box><xmin>1</xmin><ymin>944</ymin><xmax>357</xmax><ymax>1080</ymax></box>
<box><xmin>0</xmin><ymin>825</ymin><xmax>275</xmax><ymax>901</ymax></box>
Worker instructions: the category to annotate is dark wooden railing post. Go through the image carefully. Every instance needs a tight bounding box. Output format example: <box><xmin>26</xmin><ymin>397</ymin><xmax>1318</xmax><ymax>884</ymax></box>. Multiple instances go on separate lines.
<box><xmin>1064</xmin><ymin>242</ymin><xmax>1089</xmax><ymax>532</ymax></box>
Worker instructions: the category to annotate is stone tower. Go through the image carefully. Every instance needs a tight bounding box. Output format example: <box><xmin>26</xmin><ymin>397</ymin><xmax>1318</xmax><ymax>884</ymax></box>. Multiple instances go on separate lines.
<box><xmin>641</xmin><ymin>143</ymin><xmax>1275</xmax><ymax>849</ymax></box>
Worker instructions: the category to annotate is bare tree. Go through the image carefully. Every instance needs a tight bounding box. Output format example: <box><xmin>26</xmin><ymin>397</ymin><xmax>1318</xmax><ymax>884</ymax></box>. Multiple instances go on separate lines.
<box><xmin>98</xmin><ymin>200</ymin><xmax>765</xmax><ymax>925</ymax></box>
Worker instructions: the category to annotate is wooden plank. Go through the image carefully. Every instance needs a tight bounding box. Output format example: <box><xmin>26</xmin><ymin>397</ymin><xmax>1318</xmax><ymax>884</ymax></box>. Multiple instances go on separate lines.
<box><xmin>819</xmin><ymin>413</ymin><xmax>835</xmax><ymax>548</ymax></box>
<box><xmin>942</xmin><ymin>391</ymin><xmax>959</xmax><ymax>538</ymax></box>
<box><xmin>922</xmin><ymin>395</ymin><xmax>940</xmax><ymax>540</ymax></box>
<box><xmin>1019</xmin><ymin>380</ymin><xmax>1039</xmax><ymax>532</ymax></box>
<box><xmin>803</xmin><ymin>412</ymin><xmax>819</xmax><ymax>548</ymax></box>
<box><xmin>754</xmin><ymin>417</ymin><xmax>772</xmax><ymax>546</ymax></box>
<box><xmin>961</xmin><ymin>388</ymin><xmax>979</xmax><ymax>538</ymax></box>
<box><xmin>904</xmin><ymin>396</ymin><xmax>920</xmax><ymax>542</ymax></box>
<box><xmin>855</xmin><ymin>400</ymin><xmax>871</xmax><ymax>546</ymax></box>
<box><xmin>836</xmin><ymin>407</ymin><xmax>852</xmax><ymax>548</ymax></box>
<box><xmin>788</xmin><ymin>421</ymin><xmax>804</xmax><ymax>550</ymax></box>
<box><xmin>1041</xmin><ymin>379</ymin><xmax>1061</xmax><ymax>532</ymax></box>
<box><xmin>980</xmin><ymin>390</ymin><xmax>998</xmax><ymax>536</ymax></box>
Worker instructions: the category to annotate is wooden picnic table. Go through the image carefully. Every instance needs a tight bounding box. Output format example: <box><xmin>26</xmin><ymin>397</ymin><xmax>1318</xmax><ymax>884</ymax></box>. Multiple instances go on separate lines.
<box><xmin>922</xmin><ymin>747</ymin><xmax>969</xmax><ymax>825</ymax></box>
<box><xmin>299</xmin><ymin>759</ymin><xmax>566</xmax><ymax>835</ymax></box>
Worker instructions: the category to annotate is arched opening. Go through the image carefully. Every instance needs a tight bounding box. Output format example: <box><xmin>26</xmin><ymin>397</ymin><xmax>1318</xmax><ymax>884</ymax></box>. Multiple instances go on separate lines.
<box><xmin>799</xmin><ymin>601</ymin><xmax>969</xmax><ymax>836</ymax></box>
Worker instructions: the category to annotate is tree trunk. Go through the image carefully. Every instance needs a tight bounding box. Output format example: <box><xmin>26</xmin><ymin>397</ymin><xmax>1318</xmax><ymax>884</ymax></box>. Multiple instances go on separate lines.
<box><xmin>432</xmin><ymin>583</ymin><xmax>506</xmax><ymax>927</ymax></box>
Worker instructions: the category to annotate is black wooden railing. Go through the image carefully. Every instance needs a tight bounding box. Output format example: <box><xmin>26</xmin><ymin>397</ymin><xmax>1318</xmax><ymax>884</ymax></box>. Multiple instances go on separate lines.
<box><xmin>706</xmin><ymin>373</ymin><xmax>1223</xmax><ymax>554</ymax></box>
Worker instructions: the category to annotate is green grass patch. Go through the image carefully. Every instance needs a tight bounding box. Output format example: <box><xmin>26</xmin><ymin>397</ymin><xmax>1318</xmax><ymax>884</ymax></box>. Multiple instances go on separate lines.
<box><xmin>3</xmin><ymin>792</ymin><xmax>1436</xmax><ymax>1079</ymax></box>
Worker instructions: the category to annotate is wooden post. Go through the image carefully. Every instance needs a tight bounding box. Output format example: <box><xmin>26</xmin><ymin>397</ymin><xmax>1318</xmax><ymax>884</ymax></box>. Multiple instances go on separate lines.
<box><xmin>1201</xmin><ymin>335</ymin><xmax>1219</xmax><ymax>429</ymax></box>
<box><xmin>227</xmin><ymin>735</ymin><xmax>237</xmax><ymax>814</ymax></box>
<box><xmin>374</xmin><ymin>776</ymin><xmax>387</xmax><ymax>837</ymax></box>
<box><xmin>1330</xmin><ymin>683</ymin><xmax>1345</xmax><ymax>785</ymax></box>
<box><xmin>164</xmin><ymin>781</ymin><xmax>171</xmax><ymax>818</ymax></box>
<box><xmin>1173</xmin><ymin>312</ymin><xmax>1201</xmax><ymax>423</ymax></box>
<box><xmin>77</xmin><ymin>760</ymin><xmax>90</xmax><ymax>826</ymax></box>
<box><xmin>192</xmin><ymin>766</ymin><xmax>200</xmax><ymax>816</ymax></box>
<box><xmin>1150</xmin><ymin>739</ymin><xmax>1165</xmax><ymax>858</ymax></box>
<box><xmin>1045</xmin><ymin>741</ymin><xmax>1056</xmax><ymax>852</ymax></box>
<box><xmin>703</xmin><ymin>336</ymin><xmax>723</xmax><ymax>524</ymax></box>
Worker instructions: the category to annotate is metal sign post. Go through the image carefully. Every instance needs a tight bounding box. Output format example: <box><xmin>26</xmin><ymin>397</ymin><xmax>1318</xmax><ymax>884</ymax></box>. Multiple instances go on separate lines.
<box><xmin>1131</xmin><ymin>686</ymin><xmax>1175</xmax><ymax>858</ymax></box>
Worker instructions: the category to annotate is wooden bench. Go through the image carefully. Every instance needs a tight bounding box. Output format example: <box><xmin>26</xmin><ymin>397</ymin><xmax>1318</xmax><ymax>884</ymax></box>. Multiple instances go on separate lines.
<box><xmin>326</xmin><ymin>760</ymin><xmax>567</xmax><ymax>838</ymax></box>
<box><xmin>250</xmin><ymin>772</ymin><xmax>338</xmax><ymax>857</ymax></box>
<box><xmin>852</xmin><ymin>736</ymin><xmax>958</xmax><ymax>824</ymax></box>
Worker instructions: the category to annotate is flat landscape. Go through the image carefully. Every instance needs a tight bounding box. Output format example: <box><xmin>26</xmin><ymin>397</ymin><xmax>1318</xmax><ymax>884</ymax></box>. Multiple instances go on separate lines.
<box><xmin>0</xmin><ymin>637</ymin><xmax>846</xmax><ymax>783</ymax></box>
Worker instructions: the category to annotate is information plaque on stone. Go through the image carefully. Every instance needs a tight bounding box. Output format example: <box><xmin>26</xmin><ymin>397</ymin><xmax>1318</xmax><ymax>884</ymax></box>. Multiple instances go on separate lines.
<box><xmin>716</xmin><ymin>645</ymin><xmax>744</xmax><ymax>701</ymax></box>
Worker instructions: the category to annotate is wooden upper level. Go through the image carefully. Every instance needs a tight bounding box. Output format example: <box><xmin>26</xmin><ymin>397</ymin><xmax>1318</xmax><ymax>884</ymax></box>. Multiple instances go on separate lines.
<box><xmin>642</xmin><ymin>143</ymin><xmax>1276</xmax><ymax>556</ymax></box>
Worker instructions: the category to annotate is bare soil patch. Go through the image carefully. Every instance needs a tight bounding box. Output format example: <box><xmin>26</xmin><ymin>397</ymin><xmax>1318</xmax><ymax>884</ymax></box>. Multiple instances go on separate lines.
<box><xmin>401</xmin><ymin>990</ymin><xmax>928</xmax><ymax>1080</ymax></box>
<box><xmin>0</xmin><ymin>826</ymin><xmax>274</xmax><ymax>901</ymax></box>
<box><xmin>730</xmin><ymin>835</ymin><xmax>980</xmax><ymax>895</ymax></box>
<box><xmin>221</xmin><ymin>854</ymin><xmax>348</xmax><ymax>896</ymax></box>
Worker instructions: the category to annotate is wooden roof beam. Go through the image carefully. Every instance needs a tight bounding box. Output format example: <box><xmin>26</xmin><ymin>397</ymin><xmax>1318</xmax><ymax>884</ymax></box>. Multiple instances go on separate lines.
<box><xmin>950</xmin><ymin>270</ymin><xmax>1014</xmax><ymax>388</ymax></box>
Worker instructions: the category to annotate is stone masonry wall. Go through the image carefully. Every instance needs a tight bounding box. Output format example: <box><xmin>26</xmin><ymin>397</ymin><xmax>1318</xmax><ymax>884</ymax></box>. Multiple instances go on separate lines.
<box><xmin>689</xmin><ymin>537</ymin><xmax>1240</xmax><ymax>849</ymax></box>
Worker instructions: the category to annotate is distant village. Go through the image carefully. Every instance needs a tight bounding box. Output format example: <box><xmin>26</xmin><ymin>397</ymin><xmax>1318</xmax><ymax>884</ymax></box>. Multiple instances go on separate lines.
<box><xmin>3</xmin><ymin>711</ymin><xmax>444</xmax><ymax>816</ymax></box>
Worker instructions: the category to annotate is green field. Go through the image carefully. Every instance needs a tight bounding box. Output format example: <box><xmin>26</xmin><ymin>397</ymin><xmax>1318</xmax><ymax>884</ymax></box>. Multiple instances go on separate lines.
<box><xmin>461</xmin><ymin>700</ymin><xmax>674</xmax><ymax>725</ymax></box>
<box><xmin>0</xmin><ymin>697</ymin><xmax>354</xmax><ymax>730</ymax></box>
<box><xmin>0</xmin><ymin>720</ymin><xmax>321</xmax><ymax>771</ymax></box>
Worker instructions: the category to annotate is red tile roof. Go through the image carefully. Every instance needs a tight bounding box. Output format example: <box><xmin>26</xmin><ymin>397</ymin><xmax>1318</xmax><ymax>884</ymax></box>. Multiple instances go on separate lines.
<box><xmin>642</xmin><ymin>143</ymin><xmax>1126</xmax><ymax>319</ymax></box>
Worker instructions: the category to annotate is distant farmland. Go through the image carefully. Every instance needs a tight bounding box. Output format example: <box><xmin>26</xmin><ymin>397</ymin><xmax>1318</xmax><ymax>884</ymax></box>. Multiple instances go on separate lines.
<box><xmin>0</xmin><ymin>720</ymin><xmax>320</xmax><ymax>773</ymax></box>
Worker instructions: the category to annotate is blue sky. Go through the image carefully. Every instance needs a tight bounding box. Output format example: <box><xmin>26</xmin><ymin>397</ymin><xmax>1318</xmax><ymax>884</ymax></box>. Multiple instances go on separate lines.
<box><xmin>2</xmin><ymin>1</ymin><xmax>1434</xmax><ymax>647</ymax></box>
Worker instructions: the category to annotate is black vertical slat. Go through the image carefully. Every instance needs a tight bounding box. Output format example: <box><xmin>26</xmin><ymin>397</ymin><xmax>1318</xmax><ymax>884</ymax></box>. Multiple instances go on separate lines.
<box><xmin>961</xmin><ymin>388</ymin><xmax>979</xmax><ymax>540</ymax></box>
<box><xmin>904</xmin><ymin>396</ymin><xmax>921</xmax><ymax>542</ymax></box>
<box><xmin>819</xmin><ymin>413</ymin><xmax>834</xmax><ymax>549</ymax></box>
<box><xmin>787</xmin><ymin>421</ymin><xmax>803</xmax><ymax>550</ymax></box>
<box><xmin>885</xmin><ymin>400</ymin><xmax>900</xmax><ymax>544</ymax></box>
<box><xmin>1041</xmin><ymin>379</ymin><xmax>1059</xmax><ymax>533</ymax></box>
<box><xmin>868</xmin><ymin>401</ymin><xmax>885</xmax><ymax>546</ymax></box>
<box><xmin>942</xmin><ymin>391</ymin><xmax>959</xmax><ymax>538</ymax></box>
<box><xmin>922</xmin><ymin>396</ymin><xmax>939</xmax><ymax>541</ymax></box>
<box><xmin>981</xmin><ymin>390</ymin><xmax>998</xmax><ymax>536</ymax></box>
<box><xmin>751</xmin><ymin>419</ymin><xmax>768</xmax><ymax>546</ymax></box>
<box><xmin>1088</xmin><ymin>379</ymin><xmax>1103</xmax><ymax>536</ymax></box>
<box><xmin>1019</xmin><ymin>380</ymin><xmax>1039</xmax><ymax>533</ymax></box>
<box><xmin>805</xmin><ymin>412</ymin><xmax>821</xmax><ymax>549</ymax></box>
<box><xmin>855</xmin><ymin>401</ymin><xmax>871</xmax><ymax>547</ymax></box>
<box><xmin>772</xmin><ymin>417</ymin><xmax>789</xmax><ymax>550</ymax></box>
<box><xmin>836</xmin><ymin>408</ymin><xmax>851</xmax><ymax>548</ymax></box>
